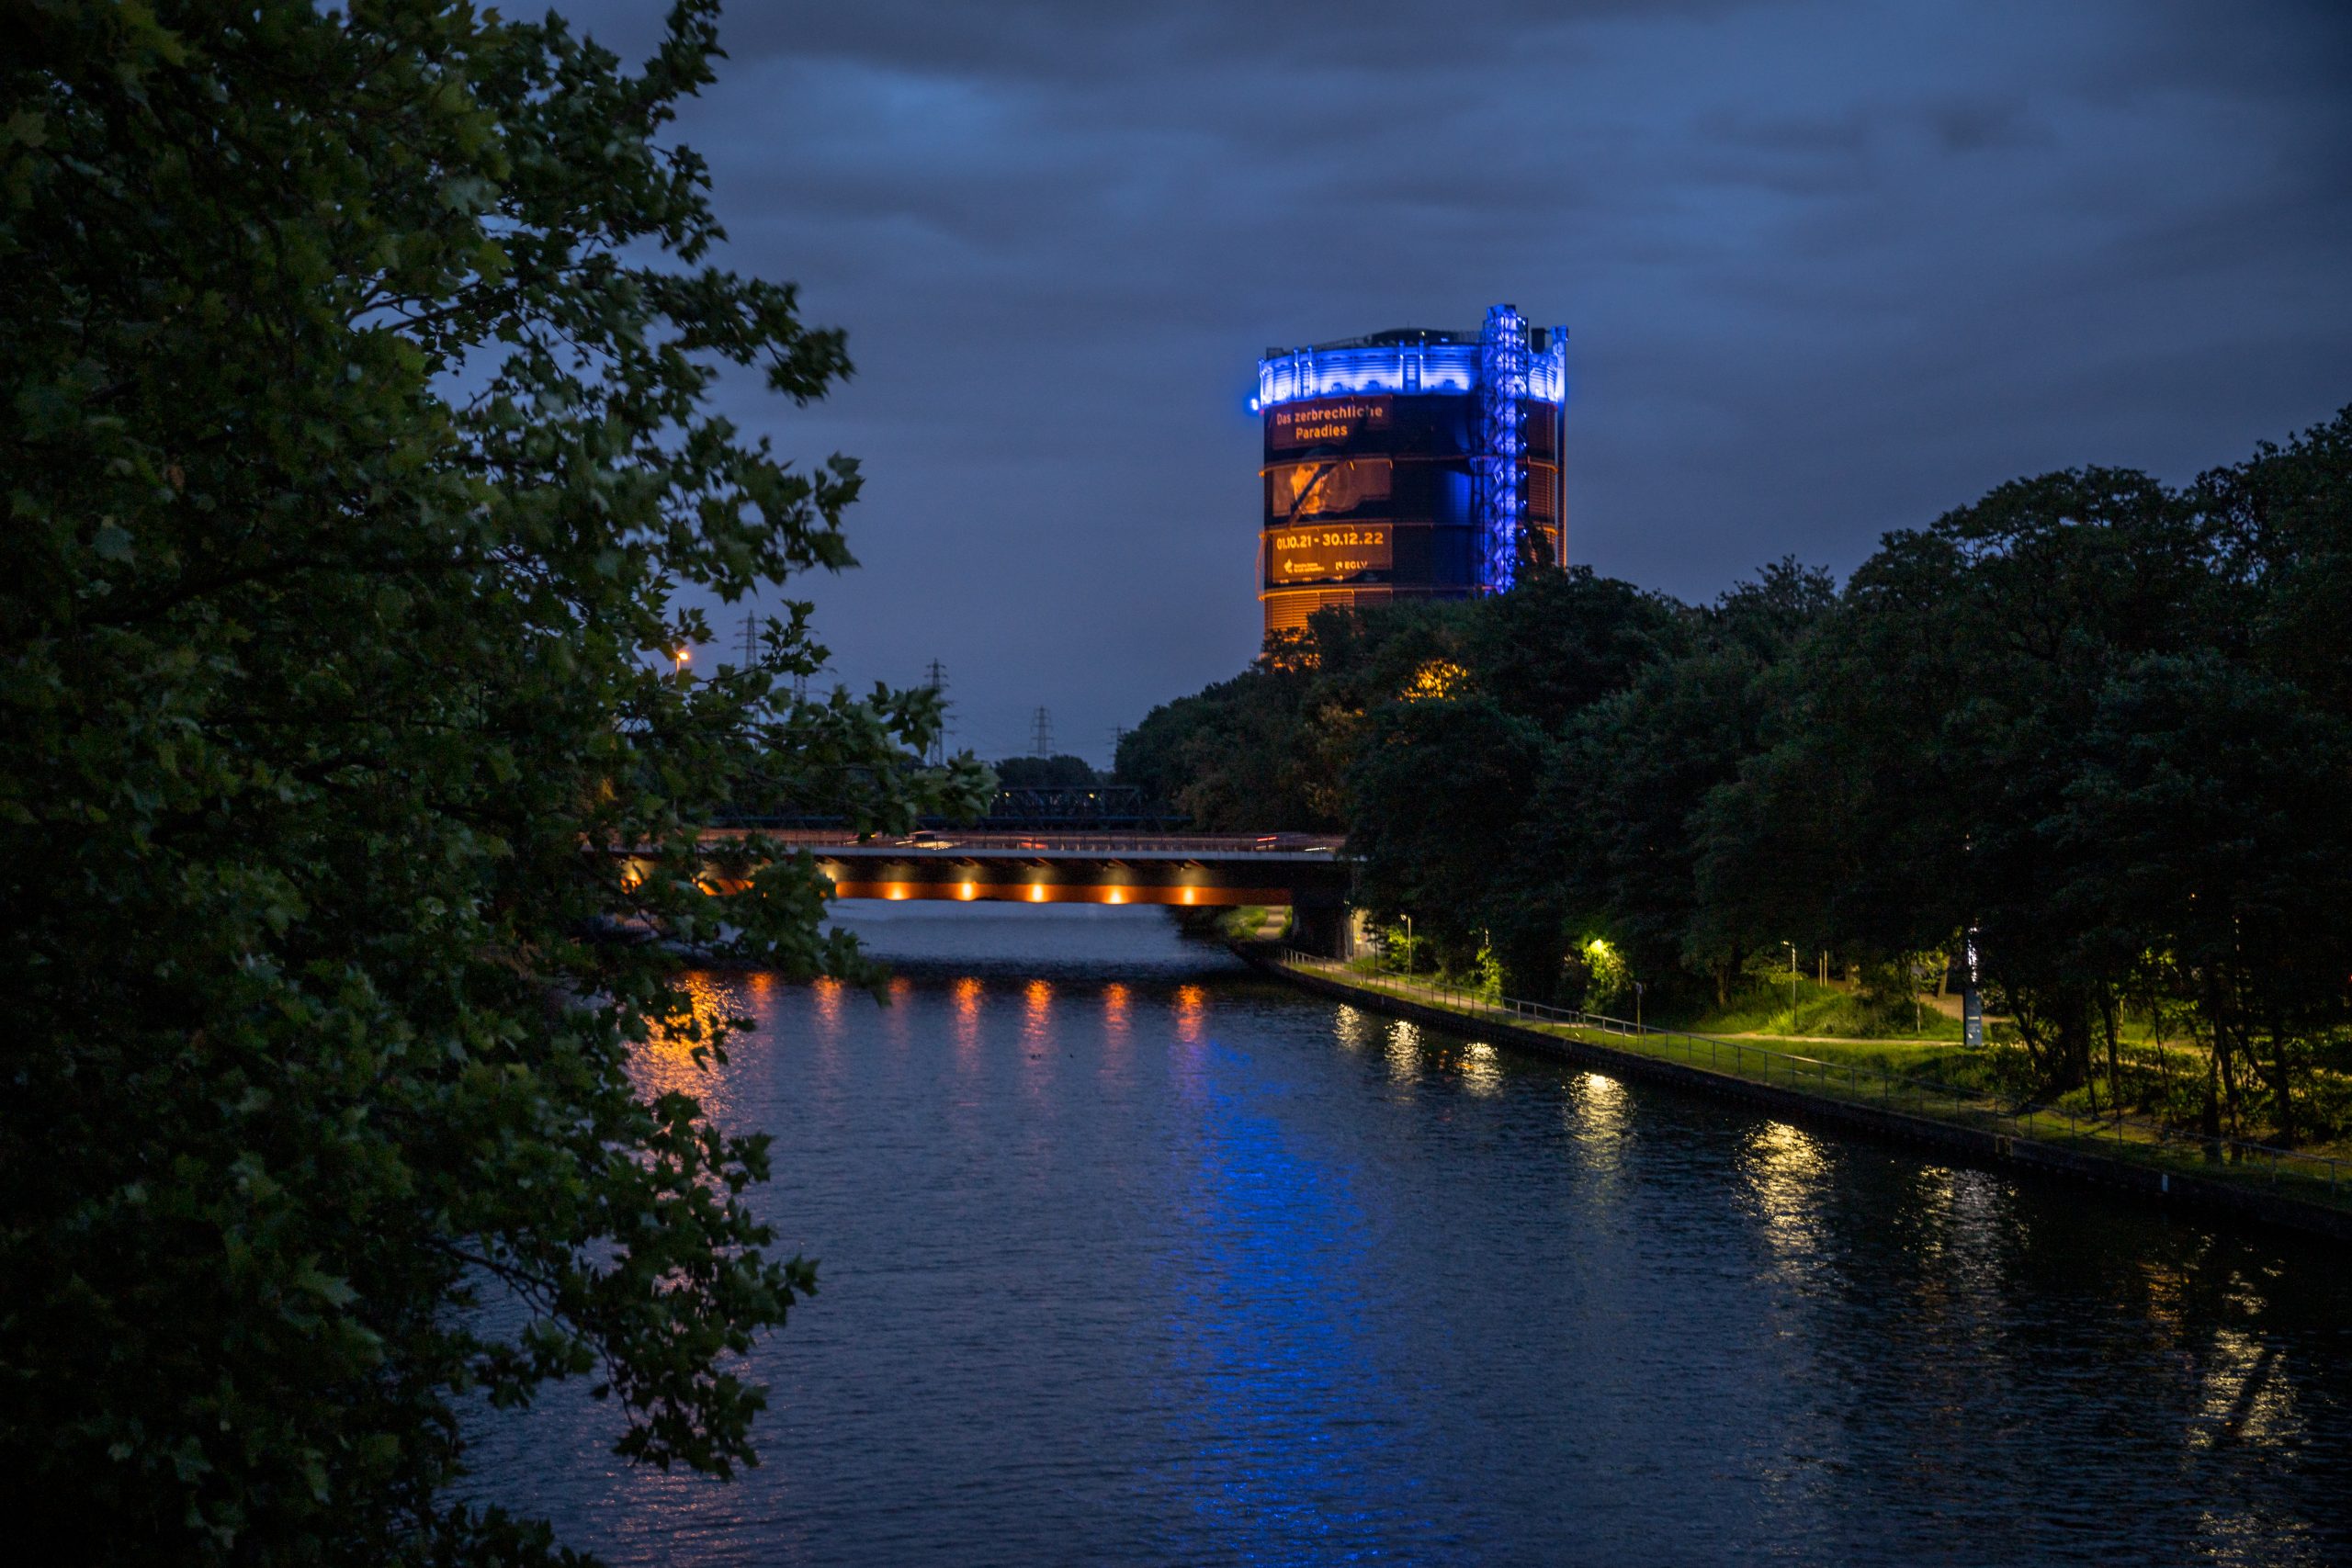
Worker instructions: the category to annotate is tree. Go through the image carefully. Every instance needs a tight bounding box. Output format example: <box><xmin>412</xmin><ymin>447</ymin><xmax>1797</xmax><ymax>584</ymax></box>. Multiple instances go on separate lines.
<box><xmin>1126</xmin><ymin>416</ymin><xmax>2351</xmax><ymax>1129</ymax></box>
<box><xmin>1</xmin><ymin>4</ymin><xmax>980</xmax><ymax>1561</ymax></box>
<box><xmin>1461</xmin><ymin>565</ymin><xmax>1683</xmax><ymax>734</ymax></box>
<box><xmin>1542</xmin><ymin>560</ymin><xmax>1834</xmax><ymax>1004</ymax></box>
<box><xmin>1345</xmin><ymin>694</ymin><xmax>1549</xmax><ymax>975</ymax></box>
<box><xmin>2210</xmin><ymin>407</ymin><xmax>2352</xmax><ymax>719</ymax></box>
<box><xmin>1115</xmin><ymin>660</ymin><xmax>1336</xmax><ymax>830</ymax></box>
<box><xmin>1698</xmin><ymin>470</ymin><xmax>2219</xmax><ymax>1088</ymax></box>
<box><xmin>2052</xmin><ymin>652</ymin><xmax>2352</xmax><ymax>1141</ymax></box>
<box><xmin>991</xmin><ymin>754</ymin><xmax>1101</xmax><ymax>789</ymax></box>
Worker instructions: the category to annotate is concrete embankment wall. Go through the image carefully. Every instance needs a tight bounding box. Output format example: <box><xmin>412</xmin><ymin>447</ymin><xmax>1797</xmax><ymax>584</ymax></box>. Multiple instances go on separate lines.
<box><xmin>1243</xmin><ymin>951</ymin><xmax>2352</xmax><ymax>1248</ymax></box>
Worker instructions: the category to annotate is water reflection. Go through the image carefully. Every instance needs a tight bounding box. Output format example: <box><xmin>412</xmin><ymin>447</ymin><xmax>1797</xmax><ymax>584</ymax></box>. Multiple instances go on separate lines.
<box><xmin>1101</xmin><ymin>982</ymin><xmax>1132</xmax><ymax>1087</ymax></box>
<box><xmin>2195</xmin><ymin>1329</ymin><xmax>2295</xmax><ymax>1450</ymax></box>
<box><xmin>882</xmin><ymin>976</ymin><xmax>914</xmax><ymax>1050</ymax></box>
<box><xmin>1172</xmin><ymin>983</ymin><xmax>1205</xmax><ymax>1044</ymax></box>
<box><xmin>635</xmin><ymin>970</ymin><xmax>748</xmax><ymax>1111</ymax></box>
<box><xmin>950</xmin><ymin>976</ymin><xmax>982</xmax><ymax>1060</ymax></box>
<box><xmin>1924</xmin><ymin>1166</ymin><xmax>2013</xmax><ymax>1330</ymax></box>
<box><xmin>1457</xmin><ymin>1040</ymin><xmax>1503</xmax><ymax>1097</ymax></box>
<box><xmin>1567</xmin><ymin>1071</ymin><xmax>1631</xmax><ymax>1173</ymax></box>
<box><xmin>471</xmin><ymin>917</ymin><xmax>2352</xmax><ymax>1568</ymax></box>
<box><xmin>1169</xmin><ymin>982</ymin><xmax>1208</xmax><ymax>1100</ymax></box>
<box><xmin>1743</xmin><ymin>1119</ymin><xmax>1830</xmax><ymax>1262</ymax></box>
<box><xmin>1383</xmin><ymin>1018</ymin><xmax>1420</xmax><ymax>1080</ymax></box>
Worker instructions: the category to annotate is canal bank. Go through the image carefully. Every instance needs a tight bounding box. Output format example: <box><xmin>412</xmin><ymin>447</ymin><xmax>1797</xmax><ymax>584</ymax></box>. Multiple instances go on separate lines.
<box><xmin>1239</xmin><ymin>944</ymin><xmax>2352</xmax><ymax>1247</ymax></box>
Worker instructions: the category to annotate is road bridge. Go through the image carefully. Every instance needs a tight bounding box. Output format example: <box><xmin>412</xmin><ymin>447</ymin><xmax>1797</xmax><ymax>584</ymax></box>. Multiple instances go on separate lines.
<box><xmin>681</xmin><ymin>829</ymin><xmax>1358</xmax><ymax>954</ymax></box>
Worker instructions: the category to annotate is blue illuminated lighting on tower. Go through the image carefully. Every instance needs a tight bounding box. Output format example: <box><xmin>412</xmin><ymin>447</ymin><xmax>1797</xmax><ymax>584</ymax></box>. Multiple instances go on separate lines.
<box><xmin>1254</xmin><ymin>335</ymin><xmax>1563</xmax><ymax>412</ymax></box>
<box><xmin>1476</xmin><ymin>304</ymin><xmax>1530</xmax><ymax>594</ymax></box>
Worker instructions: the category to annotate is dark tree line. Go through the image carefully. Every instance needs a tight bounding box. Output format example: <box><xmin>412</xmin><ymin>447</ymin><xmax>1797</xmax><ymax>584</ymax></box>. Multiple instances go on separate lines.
<box><xmin>5</xmin><ymin>5</ymin><xmax>981</xmax><ymax>1562</ymax></box>
<box><xmin>989</xmin><ymin>753</ymin><xmax>1105</xmax><ymax>789</ymax></box>
<box><xmin>1120</xmin><ymin>412</ymin><xmax>2352</xmax><ymax>1142</ymax></box>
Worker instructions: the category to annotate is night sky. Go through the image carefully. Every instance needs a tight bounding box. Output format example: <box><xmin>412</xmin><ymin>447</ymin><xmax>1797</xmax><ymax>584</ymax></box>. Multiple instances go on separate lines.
<box><xmin>565</xmin><ymin>0</ymin><xmax>2352</xmax><ymax>766</ymax></box>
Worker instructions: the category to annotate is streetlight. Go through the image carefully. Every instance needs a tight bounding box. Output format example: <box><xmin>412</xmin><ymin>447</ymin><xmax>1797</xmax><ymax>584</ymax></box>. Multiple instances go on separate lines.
<box><xmin>672</xmin><ymin>646</ymin><xmax>691</xmax><ymax>677</ymax></box>
<box><xmin>1401</xmin><ymin>914</ymin><xmax>1413</xmax><ymax>979</ymax></box>
<box><xmin>1782</xmin><ymin>941</ymin><xmax>1797</xmax><ymax>1032</ymax></box>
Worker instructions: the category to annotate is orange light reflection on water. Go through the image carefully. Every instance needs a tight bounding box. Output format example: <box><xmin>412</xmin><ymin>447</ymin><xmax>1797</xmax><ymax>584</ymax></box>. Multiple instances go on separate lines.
<box><xmin>884</xmin><ymin>975</ymin><xmax>914</xmax><ymax>1047</ymax></box>
<box><xmin>1102</xmin><ymin>982</ymin><xmax>1133</xmax><ymax>1078</ymax></box>
<box><xmin>952</xmin><ymin>976</ymin><xmax>983</xmax><ymax>1060</ymax></box>
<box><xmin>1173</xmin><ymin>984</ymin><xmax>1206</xmax><ymax>1045</ymax></box>
<box><xmin>636</xmin><ymin>970</ymin><xmax>747</xmax><ymax>1111</ymax></box>
<box><xmin>1020</xmin><ymin>979</ymin><xmax>1056</xmax><ymax>1094</ymax></box>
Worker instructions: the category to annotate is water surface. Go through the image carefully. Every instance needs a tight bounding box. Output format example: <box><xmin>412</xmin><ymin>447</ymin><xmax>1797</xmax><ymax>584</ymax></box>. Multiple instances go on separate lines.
<box><xmin>471</xmin><ymin>907</ymin><xmax>2352</xmax><ymax>1565</ymax></box>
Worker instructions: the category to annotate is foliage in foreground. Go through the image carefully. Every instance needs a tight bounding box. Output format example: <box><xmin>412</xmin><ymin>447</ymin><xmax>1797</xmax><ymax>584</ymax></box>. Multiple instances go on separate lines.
<box><xmin>2</xmin><ymin>2</ymin><xmax>982</xmax><ymax>1561</ymax></box>
<box><xmin>1121</xmin><ymin>414</ymin><xmax>2352</xmax><ymax>1144</ymax></box>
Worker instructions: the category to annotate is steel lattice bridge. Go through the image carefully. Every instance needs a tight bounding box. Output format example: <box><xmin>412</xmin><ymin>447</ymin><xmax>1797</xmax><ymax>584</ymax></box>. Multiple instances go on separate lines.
<box><xmin>682</xmin><ymin>829</ymin><xmax>1357</xmax><ymax>953</ymax></box>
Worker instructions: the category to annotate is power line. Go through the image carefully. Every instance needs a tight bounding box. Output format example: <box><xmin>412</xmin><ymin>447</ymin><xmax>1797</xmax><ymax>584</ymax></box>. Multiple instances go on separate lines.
<box><xmin>922</xmin><ymin>660</ymin><xmax>950</xmax><ymax>767</ymax></box>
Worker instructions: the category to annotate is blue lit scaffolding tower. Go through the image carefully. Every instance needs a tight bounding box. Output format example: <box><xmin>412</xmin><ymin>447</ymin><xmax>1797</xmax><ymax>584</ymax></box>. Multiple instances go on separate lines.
<box><xmin>1475</xmin><ymin>304</ymin><xmax>1532</xmax><ymax>594</ymax></box>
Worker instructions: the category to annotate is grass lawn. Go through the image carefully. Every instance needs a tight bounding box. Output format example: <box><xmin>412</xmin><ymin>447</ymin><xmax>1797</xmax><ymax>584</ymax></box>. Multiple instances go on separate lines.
<box><xmin>1682</xmin><ymin>976</ymin><xmax>1969</xmax><ymax>1043</ymax></box>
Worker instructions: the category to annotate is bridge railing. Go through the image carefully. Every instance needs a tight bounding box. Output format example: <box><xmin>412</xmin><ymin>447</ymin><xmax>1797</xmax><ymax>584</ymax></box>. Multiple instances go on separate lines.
<box><xmin>701</xmin><ymin>829</ymin><xmax>1346</xmax><ymax>855</ymax></box>
<box><xmin>1276</xmin><ymin>950</ymin><xmax>2348</xmax><ymax>1208</ymax></box>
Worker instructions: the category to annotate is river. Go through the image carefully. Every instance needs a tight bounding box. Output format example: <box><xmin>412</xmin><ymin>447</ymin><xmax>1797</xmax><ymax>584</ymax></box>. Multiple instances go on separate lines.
<box><xmin>469</xmin><ymin>907</ymin><xmax>2352</xmax><ymax>1566</ymax></box>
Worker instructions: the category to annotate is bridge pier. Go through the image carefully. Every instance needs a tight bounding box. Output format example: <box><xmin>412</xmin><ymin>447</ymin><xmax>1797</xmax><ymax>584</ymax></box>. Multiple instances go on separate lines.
<box><xmin>1289</xmin><ymin>894</ymin><xmax>1354</xmax><ymax>959</ymax></box>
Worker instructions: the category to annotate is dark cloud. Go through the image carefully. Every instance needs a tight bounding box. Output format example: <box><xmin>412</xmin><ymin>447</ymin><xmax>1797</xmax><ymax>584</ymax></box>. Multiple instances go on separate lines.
<box><xmin>560</xmin><ymin>0</ymin><xmax>2352</xmax><ymax>763</ymax></box>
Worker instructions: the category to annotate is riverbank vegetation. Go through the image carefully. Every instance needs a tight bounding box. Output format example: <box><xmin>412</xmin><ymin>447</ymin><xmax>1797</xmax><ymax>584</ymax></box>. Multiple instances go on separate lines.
<box><xmin>4</xmin><ymin>5</ymin><xmax>982</xmax><ymax>1562</ymax></box>
<box><xmin>1127</xmin><ymin>413</ymin><xmax>2352</xmax><ymax>1154</ymax></box>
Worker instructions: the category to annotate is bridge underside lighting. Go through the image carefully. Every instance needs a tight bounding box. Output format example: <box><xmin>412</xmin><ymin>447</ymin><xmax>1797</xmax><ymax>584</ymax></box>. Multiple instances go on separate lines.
<box><xmin>825</xmin><ymin>883</ymin><xmax>1280</xmax><ymax>908</ymax></box>
<box><xmin>784</xmin><ymin>869</ymin><xmax>1314</xmax><ymax>908</ymax></box>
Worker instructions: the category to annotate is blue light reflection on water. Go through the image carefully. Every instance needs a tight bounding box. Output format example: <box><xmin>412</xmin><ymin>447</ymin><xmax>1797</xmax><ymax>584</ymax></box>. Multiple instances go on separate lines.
<box><xmin>468</xmin><ymin>907</ymin><xmax>2352</xmax><ymax>1566</ymax></box>
<box><xmin>1149</xmin><ymin>1021</ymin><xmax>1441</xmax><ymax>1560</ymax></box>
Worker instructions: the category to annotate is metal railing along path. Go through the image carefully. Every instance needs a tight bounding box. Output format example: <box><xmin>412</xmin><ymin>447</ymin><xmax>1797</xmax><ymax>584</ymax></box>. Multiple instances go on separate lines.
<box><xmin>1276</xmin><ymin>951</ymin><xmax>2347</xmax><ymax>1207</ymax></box>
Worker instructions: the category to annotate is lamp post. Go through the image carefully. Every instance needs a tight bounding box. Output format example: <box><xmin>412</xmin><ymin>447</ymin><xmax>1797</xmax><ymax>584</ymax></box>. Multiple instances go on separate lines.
<box><xmin>1962</xmin><ymin>925</ymin><xmax>1983</xmax><ymax>1049</ymax></box>
<box><xmin>1401</xmin><ymin>914</ymin><xmax>1413</xmax><ymax>979</ymax></box>
<box><xmin>672</xmin><ymin>646</ymin><xmax>691</xmax><ymax>679</ymax></box>
<box><xmin>1782</xmin><ymin>941</ymin><xmax>1797</xmax><ymax>1032</ymax></box>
